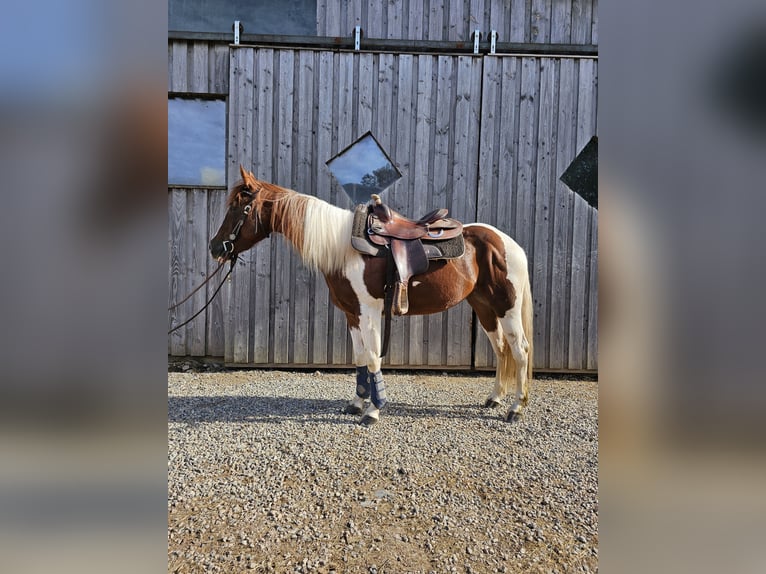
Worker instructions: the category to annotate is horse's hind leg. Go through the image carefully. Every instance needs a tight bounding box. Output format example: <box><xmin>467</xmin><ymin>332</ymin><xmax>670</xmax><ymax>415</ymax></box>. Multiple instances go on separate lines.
<box><xmin>499</xmin><ymin>312</ymin><xmax>530</xmax><ymax>422</ymax></box>
<box><xmin>480</xmin><ymin>321</ymin><xmax>511</xmax><ymax>409</ymax></box>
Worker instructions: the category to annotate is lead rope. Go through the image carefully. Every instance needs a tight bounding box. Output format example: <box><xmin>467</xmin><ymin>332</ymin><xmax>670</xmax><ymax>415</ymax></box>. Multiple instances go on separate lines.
<box><xmin>168</xmin><ymin>259</ymin><xmax>235</xmax><ymax>334</ymax></box>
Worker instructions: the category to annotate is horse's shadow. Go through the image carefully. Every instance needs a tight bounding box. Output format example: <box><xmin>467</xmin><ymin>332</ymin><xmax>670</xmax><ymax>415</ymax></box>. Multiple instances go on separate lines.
<box><xmin>168</xmin><ymin>395</ymin><xmax>499</xmax><ymax>426</ymax></box>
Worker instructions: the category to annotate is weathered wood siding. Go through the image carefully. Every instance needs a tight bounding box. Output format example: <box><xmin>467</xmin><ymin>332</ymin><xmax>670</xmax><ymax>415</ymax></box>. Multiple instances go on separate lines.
<box><xmin>168</xmin><ymin>40</ymin><xmax>229</xmax><ymax>94</ymax></box>
<box><xmin>476</xmin><ymin>56</ymin><xmax>597</xmax><ymax>371</ymax></box>
<box><xmin>168</xmin><ymin>188</ymin><xmax>229</xmax><ymax>356</ymax></box>
<box><xmin>167</xmin><ymin>41</ymin><xmax>599</xmax><ymax>371</ymax></box>
<box><xmin>317</xmin><ymin>0</ymin><xmax>598</xmax><ymax>45</ymax></box>
<box><xmin>225</xmin><ymin>47</ymin><xmax>485</xmax><ymax>367</ymax></box>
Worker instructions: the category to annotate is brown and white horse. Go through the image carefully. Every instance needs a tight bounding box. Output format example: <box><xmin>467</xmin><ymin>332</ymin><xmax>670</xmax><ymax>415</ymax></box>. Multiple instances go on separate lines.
<box><xmin>210</xmin><ymin>166</ymin><xmax>533</xmax><ymax>425</ymax></box>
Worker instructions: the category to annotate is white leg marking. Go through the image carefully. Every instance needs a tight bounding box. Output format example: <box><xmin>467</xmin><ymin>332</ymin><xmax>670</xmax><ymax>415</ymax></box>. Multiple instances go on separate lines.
<box><xmin>501</xmin><ymin>313</ymin><xmax>529</xmax><ymax>418</ymax></box>
<box><xmin>362</xmin><ymin>402</ymin><xmax>380</xmax><ymax>422</ymax></box>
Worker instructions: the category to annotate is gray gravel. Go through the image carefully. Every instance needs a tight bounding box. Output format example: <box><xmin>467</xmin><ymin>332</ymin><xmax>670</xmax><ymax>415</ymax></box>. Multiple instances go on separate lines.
<box><xmin>168</xmin><ymin>369</ymin><xmax>598</xmax><ymax>573</ymax></box>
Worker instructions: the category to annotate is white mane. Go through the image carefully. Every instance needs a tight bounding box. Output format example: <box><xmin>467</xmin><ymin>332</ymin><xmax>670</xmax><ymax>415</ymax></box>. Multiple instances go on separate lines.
<box><xmin>300</xmin><ymin>197</ymin><xmax>355</xmax><ymax>275</ymax></box>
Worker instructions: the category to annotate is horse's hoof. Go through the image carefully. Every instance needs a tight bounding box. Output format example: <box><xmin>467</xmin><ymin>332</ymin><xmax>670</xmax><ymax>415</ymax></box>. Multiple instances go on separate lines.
<box><xmin>505</xmin><ymin>410</ymin><xmax>522</xmax><ymax>423</ymax></box>
<box><xmin>484</xmin><ymin>398</ymin><xmax>501</xmax><ymax>409</ymax></box>
<box><xmin>360</xmin><ymin>415</ymin><xmax>378</xmax><ymax>427</ymax></box>
<box><xmin>342</xmin><ymin>403</ymin><xmax>364</xmax><ymax>415</ymax></box>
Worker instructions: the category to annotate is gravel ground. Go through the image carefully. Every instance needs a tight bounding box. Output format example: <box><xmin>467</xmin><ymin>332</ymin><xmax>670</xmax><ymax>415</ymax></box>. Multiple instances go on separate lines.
<box><xmin>168</xmin><ymin>367</ymin><xmax>598</xmax><ymax>573</ymax></box>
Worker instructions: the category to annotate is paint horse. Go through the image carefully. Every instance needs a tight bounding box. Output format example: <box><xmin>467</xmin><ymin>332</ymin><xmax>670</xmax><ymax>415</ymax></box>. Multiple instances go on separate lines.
<box><xmin>210</xmin><ymin>167</ymin><xmax>533</xmax><ymax>425</ymax></box>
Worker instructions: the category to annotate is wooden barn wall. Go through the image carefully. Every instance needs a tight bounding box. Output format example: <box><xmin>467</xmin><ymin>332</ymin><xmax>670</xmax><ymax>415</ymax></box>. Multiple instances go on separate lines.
<box><xmin>168</xmin><ymin>188</ymin><xmax>229</xmax><ymax>357</ymax></box>
<box><xmin>225</xmin><ymin>47</ymin><xmax>484</xmax><ymax>367</ymax></box>
<box><xmin>168</xmin><ymin>40</ymin><xmax>229</xmax><ymax>94</ymax></box>
<box><xmin>317</xmin><ymin>0</ymin><xmax>598</xmax><ymax>45</ymax></box>
<box><xmin>167</xmin><ymin>42</ymin><xmax>599</xmax><ymax>372</ymax></box>
<box><xmin>475</xmin><ymin>56</ymin><xmax>598</xmax><ymax>371</ymax></box>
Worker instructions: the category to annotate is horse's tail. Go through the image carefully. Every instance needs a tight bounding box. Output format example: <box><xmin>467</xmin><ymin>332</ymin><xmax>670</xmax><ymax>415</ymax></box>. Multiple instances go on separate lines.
<box><xmin>522</xmin><ymin>267</ymin><xmax>534</xmax><ymax>380</ymax></box>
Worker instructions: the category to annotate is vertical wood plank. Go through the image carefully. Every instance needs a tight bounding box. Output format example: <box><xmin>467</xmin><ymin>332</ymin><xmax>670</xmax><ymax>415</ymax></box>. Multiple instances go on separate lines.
<box><xmin>509</xmin><ymin>0</ymin><xmax>528</xmax><ymax>42</ymax></box>
<box><xmin>368</xmin><ymin>0</ymin><xmax>383</xmax><ymax>38</ymax></box>
<box><xmin>190</xmin><ymin>42</ymin><xmax>208</xmax><ymax>93</ymax></box>
<box><xmin>591</xmin><ymin>0</ymin><xmax>598</xmax><ymax>45</ymax></box>
<box><xmin>475</xmin><ymin>55</ymin><xmax>500</xmax><ymax>369</ymax></box>
<box><xmin>328</xmin><ymin>52</ymin><xmax>355</xmax><ymax>366</ymax></box>
<box><xmin>290</xmin><ymin>50</ymin><xmax>315</xmax><ymax>365</ymax></box>
<box><xmin>499</xmin><ymin>57</ymin><xmax>520</xmax><ymax>239</ymax></box>
<box><xmin>387</xmin><ymin>0</ymin><xmax>404</xmax><ymax>39</ymax></box>
<box><xmin>532</xmin><ymin>57</ymin><xmax>556</xmax><ymax>372</ymax></box>
<box><xmin>167</xmin><ymin>44</ymin><xmax>173</xmax><ymax>92</ymax></box>
<box><xmin>427</xmin><ymin>56</ymin><xmax>453</xmax><ymax>365</ymax></box>
<box><xmin>412</xmin><ymin>55</ymin><xmax>434</xmax><ymax>365</ymax></box>
<box><xmin>577</xmin><ymin>59</ymin><xmax>597</xmax><ymax>148</ymax></box>
<box><xmin>447</xmin><ymin>0</ymin><xmax>464</xmax><ymax>40</ymax></box>
<box><xmin>323</xmin><ymin>1</ymin><xmax>341</xmax><ymax>36</ymax></box>
<box><xmin>168</xmin><ymin>190</ymin><xmax>187</xmax><ymax>355</ymax></box>
<box><xmin>209</xmin><ymin>44</ymin><xmax>229</xmax><ymax>94</ymax></box>
<box><xmin>170</xmin><ymin>42</ymin><xmax>187</xmax><ymax>92</ymax></box>
<box><xmin>358</xmin><ymin>53</ymin><xmax>374</xmax><ymax>133</ymax></box>
<box><xmin>469</xmin><ymin>0</ymin><xmax>486</xmax><ymax>38</ymax></box>
<box><xmin>570</xmin><ymin>0</ymin><xmax>593</xmax><ymax>45</ymax></box>
<box><xmin>271</xmin><ymin>50</ymin><xmax>296</xmax><ymax>364</ymax></box>
<box><xmin>251</xmin><ymin>49</ymin><xmax>275</xmax><ymax>364</ymax></box>
<box><xmin>396</xmin><ymin>54</ymin><xmax>425</xmax><ymax>365</ymax></box>
<box><xmin>516</xmin><ymin>57</ymin><xmax>541</xmax><ymax>364</ymax></box>
<box><xmin>515</xmin><ymin>58</ymin><xmax>538</xmax><ymax>258</ymax></box>
<box><xmin>446</xmin><ymin>56</ymin><xmax>479</xmax><ymax>367</ymax></box>
<box><xmin>408</xmin><ymin>0</ymin><xmax>425</xmax><ymax>39</ymax></box>
<box><xmin>587</xmin><ymin>209</ymin><xmax>598</xmax><ymax>369</ymax></box>
<box><xmin>548</xmin><ymin>58</ymin><xmax>578</xmax><ymax>370</ymax></box>
<box><xmin>206</xmin><ymin>189</ymin><xmax>227</xmax><ymax>357</ymax></box>
<box><xmin>550</xmin><ymin>0</ymin><xmax>572</xmax><ymax>43</ymax></box>
<box><xmin>568</xmin><ymin>197</ymin><xmax>590</xmax><ymax>369</ymax></box>
<box><xmin>230</xmin><ymin>48</ymin><xmax>256</xmax><ymax>364</ymax></box>
<box><xmin>186</xmin><ymin>189</ymin><xmax>208</xmax><ymax>355</ymax></box>
<box><xmin>428</xmin><ymin>0</ymin><xmax>445</xmax><ymax>41</ymax></box>
<box><xmin>530</xmin><ymin>0</ymin><xmax>551</xmax><ymax>43</ymax></box>
<box><xmin>312</xmin><ymin>51</ymin><xmax>334</xmax><ymax>365</ymax></box>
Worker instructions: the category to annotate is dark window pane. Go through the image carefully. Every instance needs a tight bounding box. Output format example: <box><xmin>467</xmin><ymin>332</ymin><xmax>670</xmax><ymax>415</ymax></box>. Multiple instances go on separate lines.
<box><xmin>169</xmin><ymin>0</ymin><xmax>317</xmax><ymax>36</ymax></box>
<box><xmin>168</xmin><ymin>98</ymin><xmax>226</xmax><ymax>186</ymax></box>
<box><xmin>326</xmin><ymin>133</ymin><xmax>402</xmax><ymax>204</ymax></box>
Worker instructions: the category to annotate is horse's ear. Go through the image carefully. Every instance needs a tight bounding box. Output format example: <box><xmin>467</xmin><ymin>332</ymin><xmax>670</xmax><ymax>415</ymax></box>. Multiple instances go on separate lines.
<box><xmin>239</xmin><ymin>165</ymin><xmax>258</xmax><ymax>191</ymax></box>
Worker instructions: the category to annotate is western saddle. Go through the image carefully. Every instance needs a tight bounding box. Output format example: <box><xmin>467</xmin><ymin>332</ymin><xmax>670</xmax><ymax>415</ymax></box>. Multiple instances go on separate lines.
<box><xmin>366</xmin><ymin>193</ymin><xmax>463</xmax><ymax>320</ymax></box>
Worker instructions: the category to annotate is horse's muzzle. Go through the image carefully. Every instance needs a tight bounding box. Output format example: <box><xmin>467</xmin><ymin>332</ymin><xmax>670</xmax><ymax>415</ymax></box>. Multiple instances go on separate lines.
<box><xmin>209</xmin><ymin>238</ymin><xmax>233</xmax><ymax>261</ymax></box>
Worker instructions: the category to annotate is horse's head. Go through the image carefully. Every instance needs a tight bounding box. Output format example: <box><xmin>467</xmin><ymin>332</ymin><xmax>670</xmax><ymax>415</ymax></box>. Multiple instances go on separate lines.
<box><xmin>209</xmin><ymin>166</ymin><xmax>271</xmax><ymax>262</ymax></box>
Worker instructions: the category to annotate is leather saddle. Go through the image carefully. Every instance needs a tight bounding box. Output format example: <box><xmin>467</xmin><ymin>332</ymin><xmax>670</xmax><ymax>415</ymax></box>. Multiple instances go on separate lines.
<box><xmin>365</xmin><ymin>194</ymin><xmax>463</xmax><ymax>316</ymax></box>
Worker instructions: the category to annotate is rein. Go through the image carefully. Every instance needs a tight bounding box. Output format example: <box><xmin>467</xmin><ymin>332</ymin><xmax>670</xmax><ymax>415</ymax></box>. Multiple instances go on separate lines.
<box><xmin>168</xmin><ymin>259</ymin><xmax>235</xmax><ymax>334</ymax></box>
<box><xmin>168</xmin><ymin>259</ymin><xmax>226</xmax><ymax>311</ymax></box>
<box><xmin>168</xmin><ymin>191</ymin><xmax>266</xmax><ymax>335</ymax></box>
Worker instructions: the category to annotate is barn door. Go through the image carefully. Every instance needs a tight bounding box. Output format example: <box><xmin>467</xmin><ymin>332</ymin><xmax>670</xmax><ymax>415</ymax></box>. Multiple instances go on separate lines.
<box><xmin>224</xmin><ymin>47</ymin><xmax>483</xmax><ymax>368</ymax></box>
<box><xmin>474</xmin><ymin>56</ymin><xmax>598</xmax><ymax>371</ymax></box>
<box><xmin>222</xmin><ymin>46</ymin><xmax>598</xmax><ymax>371</ymax></box>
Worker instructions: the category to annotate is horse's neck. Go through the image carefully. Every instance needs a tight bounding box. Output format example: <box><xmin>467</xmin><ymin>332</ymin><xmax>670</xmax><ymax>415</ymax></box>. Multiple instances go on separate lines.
<box><xmin>270</xmin><ymin>191</ymin><xmax>353</xmax><ymax>275</ymax></box>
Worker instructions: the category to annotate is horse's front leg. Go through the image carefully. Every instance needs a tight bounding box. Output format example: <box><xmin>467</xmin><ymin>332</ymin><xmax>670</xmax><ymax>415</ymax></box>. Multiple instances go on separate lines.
<box><xmin>340</xmin><ymin>307</ymin><xmax>387</xmax><ymax>426</ymax></box>
<box><xmin>358</xmin><ymin>307</ymin><xmax>387</xmax><ymax>426</ymax></box>
<box><xmin>341</xmin><ymin>326</ymin><xmax>370</xmax><ymax>415</ymax></box>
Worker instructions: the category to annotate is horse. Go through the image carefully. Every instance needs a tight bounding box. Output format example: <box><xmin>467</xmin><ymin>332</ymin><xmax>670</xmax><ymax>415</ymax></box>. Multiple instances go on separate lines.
<box><xmin>209</xmin><ymin>166</ymin><xmax>533</xmax><ymax>426</ymax></box>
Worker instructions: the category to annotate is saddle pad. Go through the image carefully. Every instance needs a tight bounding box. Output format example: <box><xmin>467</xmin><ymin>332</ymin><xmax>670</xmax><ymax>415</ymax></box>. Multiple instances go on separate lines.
<box><xmin>350</xmin><ymin>204</ymin><xmax>465</xmax><ymax>259</ymax></box>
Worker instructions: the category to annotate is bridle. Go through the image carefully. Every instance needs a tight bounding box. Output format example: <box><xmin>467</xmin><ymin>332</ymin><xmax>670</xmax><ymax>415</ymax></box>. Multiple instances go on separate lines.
<box><xmin>221</xmin><ymin>188</ymin><xmax>269</xmax><ymax>257</ymax></box>
<box><xmin>168</xmin><ymin>188</ymin><xmax>267</xmax><ymax>334</ymax></box>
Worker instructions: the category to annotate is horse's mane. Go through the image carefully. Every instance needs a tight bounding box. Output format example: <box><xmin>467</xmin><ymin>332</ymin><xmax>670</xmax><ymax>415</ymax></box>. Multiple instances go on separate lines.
<box><xmin>230</xmin><ymin>178</ymin><xmax>353</xmax><ymax>274</ymax></box>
